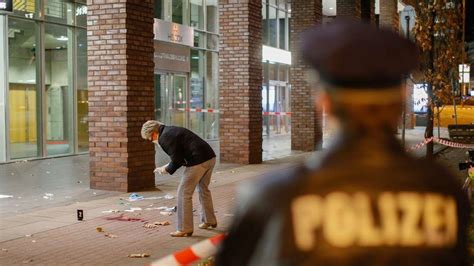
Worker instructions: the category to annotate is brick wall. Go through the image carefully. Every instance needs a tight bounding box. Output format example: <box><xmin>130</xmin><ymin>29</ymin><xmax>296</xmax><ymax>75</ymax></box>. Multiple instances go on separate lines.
<box><xmin>337</xmin><ymin>0</ymin><xmax>361</xmax><ymax>19</ymax></box>
<box><xmin>290</xmin><ymin>0</ymin><xmax>323</xmax><ymax>151</ymax></box>
<box><xmin>88</xmin><ymin>0</ymin><xmax>155</xmax><ymax>192</ymax></box>
<box><xmin>219</xmin><ymin>0</ymin><xmax>263</xmax><ymax>164</ymax></box>
<box><xmin>380</xmin><ymin>0</ymin><xmax>399</xmax><ymax>32</ymax></box>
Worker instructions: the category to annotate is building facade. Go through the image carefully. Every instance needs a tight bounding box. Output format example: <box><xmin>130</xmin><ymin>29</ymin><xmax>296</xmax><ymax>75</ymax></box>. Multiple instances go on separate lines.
<box><xmin>0</xmin><ymin>0</ymin><xmax>88</xmax><ymax>162</ymax></box>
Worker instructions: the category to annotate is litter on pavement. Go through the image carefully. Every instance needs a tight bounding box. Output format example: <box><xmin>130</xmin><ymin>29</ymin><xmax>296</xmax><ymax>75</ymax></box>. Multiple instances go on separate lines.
<box><xmin>102</xmin><ymin>209</ymin><xmax>120</xmax><ymax>214</ymax></box>
<box><xmin>96</xmin><ymin>227</ymin><xmax>103</xmax><ymax>232</ymax></box>
<box><xmin>0</xmin><ymin>195</ymin><xmax>13</xmax><ymax>199</ymax></box>
<box><xmin>160</xmin><ymin>211</ymin><xmax>173</xmax><ymax>216</ymax></box>
<box><xmin>104</xmin><ymin>233</ymin><xmax>118</xmax><ymax>238</ymax></box>
<box><xmin>144</xmin><ymin>221</ymin><xmax>170</xmax><ymax>228</ymax></box>
<box><xmin>124</xmin><ymin>207</ymin><xmax>142</xmax><ymax>213</ymax></box>
<box><xmin>126</xmin><ymin>193</ymin><xmax>175</xmax><ymax>202</ymax></box>
<box><xmin>128</xmin><ymin>253</ymin><xmax>150</xmax><ymax>258</ymax></box>
<box><xmin>43</xmin><ymin>193</ymin><xmax>54</xmax><ymax>200</ymax></box>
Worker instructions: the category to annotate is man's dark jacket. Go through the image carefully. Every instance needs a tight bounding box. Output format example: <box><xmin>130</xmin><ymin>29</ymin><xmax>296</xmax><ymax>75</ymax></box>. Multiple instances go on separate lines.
<box><xmin>216</xmin><ymin>133</ymin><xmax>470</xmax><ymax>266</ymax></box>
<box><xmin>158</xmin><ymin>125</ymin><xmax>215</xmax><ymax>175</ymax></box>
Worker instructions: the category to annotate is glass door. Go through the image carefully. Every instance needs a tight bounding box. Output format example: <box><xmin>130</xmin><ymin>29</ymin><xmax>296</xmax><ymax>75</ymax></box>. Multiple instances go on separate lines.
<box><xmin>154</xmin><ymin>73</ymin><xmax>188</xmax><ymax>128</ymax></box>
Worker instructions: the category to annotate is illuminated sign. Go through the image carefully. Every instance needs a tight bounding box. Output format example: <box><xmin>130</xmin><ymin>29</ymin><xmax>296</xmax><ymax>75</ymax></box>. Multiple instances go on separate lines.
<box><xmin>0</xmin><ymin>0</ymin><xmax>12</xmax><ymax>13</ymax></box>
<box><xmin>154</xmin><ymin>19</ymin><xmax>194</xmax><ymax>47</ymax></box>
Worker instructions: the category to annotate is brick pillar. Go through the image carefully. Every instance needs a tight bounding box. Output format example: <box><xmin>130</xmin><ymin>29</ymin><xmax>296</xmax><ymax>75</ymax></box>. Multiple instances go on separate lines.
<box><xmin>88</xmin><ymin>0</ymin><xmax>155</xmax><ymax>192</ymax></box>
<box><xmin>219</xmin><ymin>0</ymin><xmax>262</xmax><ymax>164</ymax></box>
<box><xmin>380</xmin><ymin>0</ymin><xmax>399</xmax><ymax>31</ymax></box>
<box><xmin>290</xmin><ymin>0</ymin><xmax>323</xmax><ymax>151</ymax></box>
<box><xmin>361</xmin><ymin>0</ymin><xmax>376</xmax><ymax>24</ymax></box>
<box><xmin>337</xmin><ymin>0</ymin><xmax>361</xmax><ymax>19</ymax></box>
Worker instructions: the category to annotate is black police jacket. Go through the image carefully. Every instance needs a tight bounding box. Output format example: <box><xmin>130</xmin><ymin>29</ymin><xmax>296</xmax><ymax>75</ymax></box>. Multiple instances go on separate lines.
<box><xmin>216</xmin><ymin>133</ymin><xmax>470</xmax><ymax>266</ymax></box>
<box><xmin>158</xmin><ymin>125</ymin><xmax>216</xmax><ymax>175</ymax></box>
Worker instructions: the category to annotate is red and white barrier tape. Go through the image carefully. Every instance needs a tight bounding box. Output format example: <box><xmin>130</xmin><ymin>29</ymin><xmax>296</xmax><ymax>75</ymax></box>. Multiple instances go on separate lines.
<box><xmin>406</xmin><ymin>137</ymin><xmax>474</xmax><ymax>151</ymax></box>
<box><xmin>148</xmin><ymin>234</ymin><xmax>225</xmax><ymax>266</ymax></box>
<box><xmin>263</xmin><ymin>111</ymin><xmax>292</xmax><ymax>116</ymax></box>
<box><xmin>176</xmin><ymin>108</ymin><xmax>220</xmax><ymax>113</ymax></box>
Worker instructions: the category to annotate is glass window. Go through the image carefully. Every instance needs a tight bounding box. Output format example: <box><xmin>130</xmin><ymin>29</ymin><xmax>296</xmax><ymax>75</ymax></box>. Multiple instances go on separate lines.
<box><xmin>268</xmin><ymin>7</ymin><xmax>277</xmax><ymax>47</ymax></box>
<box><xmin>205</xmin><ymin>52</ymin><xmax>219</xmax><ymax>139</ymax></box>
<box><xmin>206</xmin><ymin>0</ymin><xmax>218</xmax><ymax>33</ymax></box>
<box><xmin>75</xmin><ymin>4</ymin><xmax>87</xmax><ymax>27</ymax></box>
<box><xmin>279</xmin><ymin>10</ymin><xmax>286</xmax><ymax>49</ymax></box>
<box><xmin>8</xmin><ymin>18</ymin><xmax>39</xmax><ymax>159</ymax></box>
<box><xmin>155</xmin><ymin>0</ymin><xmax>163</xmax><ymax>19</ymax></box>
<box><xmin>194</xmin><ymin>31</ymin><xmax>205</xmax><ymax>48</ymax></box>
<box><xmin>77</xmin><ymin>29</ymin><xmax>88</xmax><ymax>152</ymax></box>
<box><xmin>190</xmin><ymin>50</ymin><xmax>204</xmax><ymax>137</ymax></box>
<box><xmin>278</xmin><ymin>0</ymin><xmax>286</xmax><ymax>10</ymax></box>
<box><xmin>13</xmin><ymin>0</ymin><xmax>37</xmax><ymax>19</ymax></box>
<box><xmin>207</xmin><ymin>34</ymin><xmax>218</xmax><ymax>51</ymax></box>
<box><xmin>269</xmin><ymin>0</ymin><xmax>277</xmax><ymax>6</ymax></box>
<box><xmin>190</xmin><ymin>0</ymin><xmax>204</xmax><ymax>29</ymax></box>
<box><xmin>45</xmin><ymin>0</ymin><xmax>74</xmax><ymax>25</ymax></box>
<box><xmin>44</xmin><ymin>23</ymin><xmax>73</xmax><ymax>156</ymax></box>
<box><xmin>262</xmin><ymin>3</ymin><xmax>268</xmax><ymax>45</ymax></box>
<box><xmin>172</xmin><ymin>0</ymin><xmax>184</xmax><ymax>24</ymax></box>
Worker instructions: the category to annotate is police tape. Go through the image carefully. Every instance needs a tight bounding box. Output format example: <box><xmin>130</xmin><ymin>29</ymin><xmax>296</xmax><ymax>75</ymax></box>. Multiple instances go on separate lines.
<box><xmin>174</xmin><ymin>108</ymin><xmax>292</xmax><ymax>116</ymax></box>
<box><xmin>405</xmin><ymin>137</ymin><xmax>474</xmax><ymax>152</ymax></box>
<box><xmin>263</xmin><ymin>111</ymin><xmax>292</xmax><ymax>116</ymax></box>
<box><xmin>148</xmin><ymin>234</ymin><xmax>225</xmax><ymax>266</ymax></box>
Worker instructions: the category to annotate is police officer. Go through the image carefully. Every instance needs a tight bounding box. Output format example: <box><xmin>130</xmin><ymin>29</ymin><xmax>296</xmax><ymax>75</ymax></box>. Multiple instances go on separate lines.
<box><xmin>216</xmin><ymin>21</ymin><xmax>470</xmax><ymax>265</ymax></box>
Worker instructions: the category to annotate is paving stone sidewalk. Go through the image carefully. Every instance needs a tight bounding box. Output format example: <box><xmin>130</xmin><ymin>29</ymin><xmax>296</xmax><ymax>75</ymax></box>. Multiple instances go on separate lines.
<box><xmin>0</xmin><ymin>154</ymin><xmax>309</xmax><ymax>265</ymax></box>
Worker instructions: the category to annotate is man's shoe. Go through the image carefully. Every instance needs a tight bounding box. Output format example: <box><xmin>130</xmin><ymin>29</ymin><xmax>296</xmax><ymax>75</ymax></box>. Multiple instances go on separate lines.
<box><xmin>170</xmin><ymin>231</ymin><xmax>193</xmax><ymax>237</ymax></box>
<box><xmin>199</xmin><ymin>223</ymin><xmax>217</xmax><ymax>229</ymax></box>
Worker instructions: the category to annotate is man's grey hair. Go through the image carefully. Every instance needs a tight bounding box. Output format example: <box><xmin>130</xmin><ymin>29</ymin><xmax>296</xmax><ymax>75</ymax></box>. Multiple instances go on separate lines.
<box><xmin>141</xmin><ymin>120</ymin><xmax>163</xmax><ymax>140</ymax></box>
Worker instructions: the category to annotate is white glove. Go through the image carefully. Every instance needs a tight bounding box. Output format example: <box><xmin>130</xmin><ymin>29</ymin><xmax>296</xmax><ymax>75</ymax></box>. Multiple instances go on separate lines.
<box><xmin>154</xmin><ymin>164</ymin><xmax>169</xmax><ymax>175</ymax></box>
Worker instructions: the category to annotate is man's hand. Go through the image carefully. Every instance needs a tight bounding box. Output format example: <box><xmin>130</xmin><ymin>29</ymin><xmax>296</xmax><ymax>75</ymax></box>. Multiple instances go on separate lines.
<box><xmin>154</xmin><ymin>164</ymin><xmax>169</xmax><ymax>175</ymax></box>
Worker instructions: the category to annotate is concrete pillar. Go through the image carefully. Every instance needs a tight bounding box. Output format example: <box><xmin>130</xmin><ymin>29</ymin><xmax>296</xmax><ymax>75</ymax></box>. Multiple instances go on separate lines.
<box><xmin>380</xmin><ymin>0</ymin><xmax>399</xmax><ymax>31</ymax></box>
<box><xmin>219</xmin><ymin>0</ymin><xmax>263</xmax><ymax>164</ymax></box>
<box><xmin>405</xmin><ymin>78</ymin><xmax>415</xmax><ymax>129</ymax></box>
<box><xmin>337</xmin><ymin>0</ymin><xmax>361</xmax><ymax>19</ymax></box>
<box><xmin>290</xmin><ymin>0</ymin><xmax>323</xmax><ymax>151</ymax></box>
<box><xmin>87</xmin><ymin>0</ymin><xmax>155</xmax><ymax>192</ymax></box>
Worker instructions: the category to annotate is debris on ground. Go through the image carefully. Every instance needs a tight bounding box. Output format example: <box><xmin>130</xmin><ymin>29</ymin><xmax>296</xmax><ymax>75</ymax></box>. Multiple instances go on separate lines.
<box><xmin>124</xmin><ymin>207</ymin><xmax>142</xmax><ymax>213</ymax></box>
<box><xmin>128</xmin><ymin>253</ymin><xmax>150</xmax><ymax>258</ymax></box>
<box><xmin>43</xmin><ymin>193</ymin><xmax>54</xmax><ymax>200</ymax></box>
<box><xmin>163</xmin><ymin>194</ymin><xmax>174</xmax><ymax>199</ymax></box>
<box><xmin>46</xmin><ymin>171</ymin><xmax>50</xmax><ymax>174</ymax></box>
<box><xmin>231</xmin><ymin>171</ymin><xmax>235</xmax><ymax>174</ymax></box>
<box><xmin>0</xmin><ymin>195</ymin><xmax>13</xmax><ymax>199</ymax></box>
<box><xmin>77</xmin><ymin>181</ymin><xmax>82</xmax><ymax>184</ymax></box>
<box><xmin>102</xmin><ymin>209</ymin><xmax>120</xmax><ymax>214</ymax></box>
<box><xmin>105</xmin><ymin>214</ymin><xmax>144</xmax><ymax>222</ymax></box>
<box><xmin>31</xmin><ymin>240</ymin><xmax>36</xmax><ymax>243</ymax></box>
<box><xmin>127</xmin><ymin>193</ymin><xmax>144</xmax><ymax>201</ymax></box>
<box><xmin>2</xmin><ymin>248</ymin><xmax>8</xmax><ymax>252</ymax></box>
<box><xmin>104</xmin><ymin>233</ymin><xmax>118</xmax><ymax>238</ymax></box>
<box><xmin>160</xmin><ymin>211</ymin><xmax>173</xmax><ymax>216</ymax></box>
<box><xmin>25</xmin><ymin>235</ymin><xmax>32</xmax><ymax>238</ymax></box>
<box><xmin>96</xmin><ymin>227</ymin><xmax>103</xmax><ymax>233</ymax></box>
<box><xmin>155</xmin><ymin>206</ymin><xmax>176</xmax><ymax>212</ymax></box>
<box><xmin>144</xmin><ymin>221</ymin><xmax>170</xmax><ymax>228</ymax></box>
<box><xmin>22</xmin><ymin>259</ymin><xmax>33</xmax><ymax>264</ymax></box>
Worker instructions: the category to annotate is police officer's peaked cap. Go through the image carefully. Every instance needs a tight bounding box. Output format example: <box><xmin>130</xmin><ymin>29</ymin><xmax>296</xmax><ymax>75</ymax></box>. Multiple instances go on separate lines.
<box><xmin>301</xmin><ymin>20</ymin><xmax>419</xmax><ymax>89</ymax></box>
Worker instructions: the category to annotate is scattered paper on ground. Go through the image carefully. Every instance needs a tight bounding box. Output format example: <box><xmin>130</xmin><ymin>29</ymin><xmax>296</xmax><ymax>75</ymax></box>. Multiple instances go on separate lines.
<box><xmin>124</xmin><ymin>207</ymin><xmax>142</xmax><ymax>213</ymax></box>
<box><xmin>0</xmin><ymin>195</ymin><xmax>13</xmax><ymax>199</ymax></box>
<box><xmin>102</xmin><ymin>209</ymin><xmax>120</xmax><ymax>214</ymax></box>
<box><xmin>96</xmin><ymin>227</ymin><xmax>103</xmax><ymax>232</ymax></box>
<box><xmin>160</xmin><ymin>211</ymin><xmax>173</xmax><ymax>216</ymax></box>
<box><xmin>128</xmin><ymin>253</ymin><xmax>150</xmax><ymax>258</ymax></box>
<box><xmin>104</xmin><ymin>233</ymin><xmax>118</xmax><ymax>238</ymax></box>
<box><xmin>144</xmin><ymin>221</ymin><xmax>170</xmax><ymax>228</ymax></box>
<box><xmin>43</xmin><ymin>193</ymin><xmax>54</xmax><ymax>200</ymax></box>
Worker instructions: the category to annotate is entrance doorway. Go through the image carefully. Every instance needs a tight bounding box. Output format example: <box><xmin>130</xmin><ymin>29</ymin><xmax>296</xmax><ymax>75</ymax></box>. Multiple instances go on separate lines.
<box><xmin>155</xmin><ymin>72</ymin><xmax>188</xmax><ymax>127</ymax></box>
